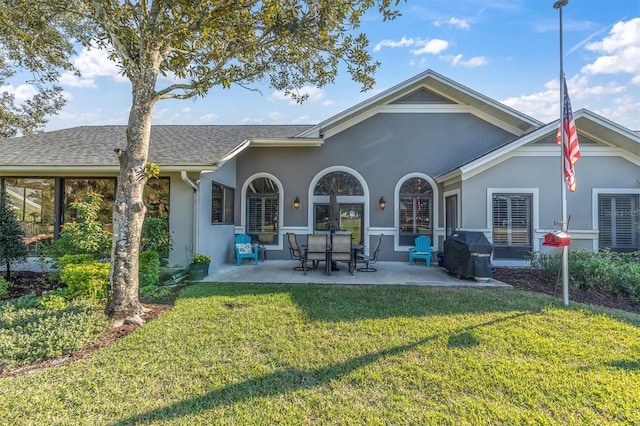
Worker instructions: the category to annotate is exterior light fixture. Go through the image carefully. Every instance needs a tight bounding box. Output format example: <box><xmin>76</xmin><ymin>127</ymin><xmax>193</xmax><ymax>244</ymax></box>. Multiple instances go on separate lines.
<box><xmin>293</xmin><ymin>196</ymin><xmax>300</xmax><ymax>209</ymax></box>
<box><xmin>379</xmin><ymin>196</ymin><xmax>386</xmax><ymax>210</ymax></box>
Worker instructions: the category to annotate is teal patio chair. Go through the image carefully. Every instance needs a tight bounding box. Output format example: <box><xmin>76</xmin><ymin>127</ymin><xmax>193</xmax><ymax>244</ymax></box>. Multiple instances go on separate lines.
<box><xmin>234</xmin><ymin>234</ymin><xmax>259</xmax><ymax>266</ymax></box>
<box><xmin>408</xmin><ymin>235</ymin><xmax>432</xmax><ymax>266</ymax></box>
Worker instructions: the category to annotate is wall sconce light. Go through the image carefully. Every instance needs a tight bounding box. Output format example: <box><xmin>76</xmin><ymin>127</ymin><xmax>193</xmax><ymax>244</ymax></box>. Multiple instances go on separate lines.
<box><xmin>379</xmin><ymin>196</ymin><xmax>386</xmax><ymax>210</ymax></box>
<box><xmin>293</xmin><ymin>196</ymin><xmax>300</xmax><ymax>209</ymax></box>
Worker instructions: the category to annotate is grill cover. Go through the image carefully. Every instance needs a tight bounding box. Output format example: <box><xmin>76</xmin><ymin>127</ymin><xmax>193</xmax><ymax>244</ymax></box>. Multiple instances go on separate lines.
<box><xmin>444</xmin><ymin>231</ymin><xmax>493</xmax><ymax>279</ymax></box>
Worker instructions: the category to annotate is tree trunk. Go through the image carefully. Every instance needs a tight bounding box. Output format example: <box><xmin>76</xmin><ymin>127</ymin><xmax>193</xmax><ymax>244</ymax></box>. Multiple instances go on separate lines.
<box><xmin>106</xmin><ymin>75</ymin><xmax>157</xmax><ymax>327</ymax></box>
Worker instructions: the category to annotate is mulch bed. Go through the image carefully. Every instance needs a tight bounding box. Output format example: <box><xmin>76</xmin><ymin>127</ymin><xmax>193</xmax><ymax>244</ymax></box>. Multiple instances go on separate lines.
<box><xmin>491</xmin><ymin>267</ymin><xmax>639</xmax><ymax>314</ymax></box>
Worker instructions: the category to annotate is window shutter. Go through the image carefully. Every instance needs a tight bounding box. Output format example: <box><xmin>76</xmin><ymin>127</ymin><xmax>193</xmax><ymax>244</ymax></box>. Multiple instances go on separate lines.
<box><xmin>509</xmin><ymin>196</ymin><xmax>530</xmax><ymax>246</ymax></box>
<box><xmin>599</xmin><ymin>195</ymin><xmax>638</xmax><ymax>250</ymax></box>
<box><xmin>492</xmin><ymin>195</ymin><xmax>508</xmax><ymax>244</ymax></box>
<box><xmin>598</xmin><ymin>196</ymin><xmax>613</xmax><ymax>248</ymax></box>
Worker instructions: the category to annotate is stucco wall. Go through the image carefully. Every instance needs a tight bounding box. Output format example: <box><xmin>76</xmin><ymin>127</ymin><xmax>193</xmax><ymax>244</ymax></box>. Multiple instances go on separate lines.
<box><xmin>197</xmin><ymin>160</ymin><xmax>237</xmax><ymax>267</ymax></box>
<box><xmin>461</xmin><ymin>150</ymin><xmax>640</xmax><ymax>264</ymax></box>
<box><xmin>234</xmin><ymin>112</ymin><xmax>515</xmax><ymax>261</ymax></box>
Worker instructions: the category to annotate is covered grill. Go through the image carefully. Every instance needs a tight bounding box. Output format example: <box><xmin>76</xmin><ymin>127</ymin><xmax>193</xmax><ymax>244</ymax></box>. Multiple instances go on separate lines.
<box><xmin>444</xmin><ymin>231</ymin><xmax>493</xmax><ymax>282</ymax></box>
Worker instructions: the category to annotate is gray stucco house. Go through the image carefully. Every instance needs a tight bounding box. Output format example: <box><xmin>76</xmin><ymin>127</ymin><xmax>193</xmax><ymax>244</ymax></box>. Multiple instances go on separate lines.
<box><xmin>1</xmin><ymin>70</ymin><xmax>639</xmax><ymax>268</ymax></box>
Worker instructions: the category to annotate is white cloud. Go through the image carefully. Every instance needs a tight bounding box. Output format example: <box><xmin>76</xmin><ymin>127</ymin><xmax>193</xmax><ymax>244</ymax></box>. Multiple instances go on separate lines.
<box><xmin>73</xmin><ymin>47</ymin><xmax>128</xmax><ymax>83</ymax></box>
<box><xmin>411</xmin><ymin>39</ymin><xmax>449</xmax><ymax>55</ymax></box>
<box><xmin>59</xmin><ymin>72</ymin><xmax>97</xmax><ymax>88</ymax></box>
<box><xmin>270</xmin><ymin>86</ymin><xmax>326</xmax><ymax>104</ymax></box>
<box><xmin>435</xmin><ymin>17</ymin><xmax>470</xmax><ymax>30</ymax></box>
<box><xmin>373</xmin><ymin>36</ymin><xmax>415</xmax><ymax>52</ymax></box>
<box><xmin>582</xmin><ymin>18</ymin><xmax>640</xmax><ymax>77</ymax></box>
<box><xmin>240</xmin><ymin>116</ymin><xmax>264</xmax><ymax>124</ymax></box>
<box><xmin>198</xmin><ymin>113</ymin><xmax>219</xmax><ymax>123</ymax></box>
<box><xmin>500</xmin><ymin>75</ymin><xmax>638</xmax><ymax>128</ymax></box>
<box><xmin>450</xmin><ymin>54</ymin><xmax>488</xmax><ymax>68</ymax></box>
<box><xmin>0</xmin><ymin>83</ymin><xmax>37</xmax><ymax>103</ymax></box>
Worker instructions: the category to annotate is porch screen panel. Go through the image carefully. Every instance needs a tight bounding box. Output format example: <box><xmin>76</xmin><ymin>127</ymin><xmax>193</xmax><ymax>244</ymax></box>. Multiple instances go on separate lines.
<box><xmin>599</xmin><ymin>195</ymin><xmax>639</xmax><ymax>251</ymax></box>
<box><xmin>492</xmin><ymin>193</ymin><xmax>532</xmax><ymax>259</ymax></box>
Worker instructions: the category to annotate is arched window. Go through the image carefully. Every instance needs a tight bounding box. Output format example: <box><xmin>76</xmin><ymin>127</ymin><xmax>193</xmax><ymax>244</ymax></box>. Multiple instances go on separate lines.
<box><xmin>399</xmin><ymin>177</ymin><xmax>432</xmax><ymax>245</ymax></box>
<box><xmin>246</xmin><ymin>177</ymin><xmax>279</xmax><ymax>245</ymax></box>
<box><xmin>313</xmin><ymin>171</ymin><xmax>364</xmax><ymax>196</ymax></box>
<box><xmin>313</xmin><ymin>171</ymin><xmax>364</xmax><ymax>244</ymax></box>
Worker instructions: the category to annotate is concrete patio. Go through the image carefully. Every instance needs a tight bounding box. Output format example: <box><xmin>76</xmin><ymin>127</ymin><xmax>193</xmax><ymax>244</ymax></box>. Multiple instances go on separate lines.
<box><xmin>202</xmin><ymin>260</ymin><xmax>512</xmax><ymax>288</ymax></box>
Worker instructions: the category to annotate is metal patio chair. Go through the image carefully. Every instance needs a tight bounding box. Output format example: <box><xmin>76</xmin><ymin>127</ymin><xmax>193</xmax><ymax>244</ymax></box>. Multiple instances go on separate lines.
<box><xmin>357</xmin><ymin>234</ymin><xmax>383</xmax><ymax>272</ymax></box>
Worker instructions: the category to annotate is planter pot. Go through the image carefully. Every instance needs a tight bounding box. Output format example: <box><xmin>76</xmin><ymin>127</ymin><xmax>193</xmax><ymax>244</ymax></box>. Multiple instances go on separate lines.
<box><xmin>437</xmin><ymin>253</ymin><xmax>445</xmax><ymax>268</ymax></box>
<box><xmin>189</xmin><ymin>263</ymin><xmax>209</xmax><ymax>280</ymax></box>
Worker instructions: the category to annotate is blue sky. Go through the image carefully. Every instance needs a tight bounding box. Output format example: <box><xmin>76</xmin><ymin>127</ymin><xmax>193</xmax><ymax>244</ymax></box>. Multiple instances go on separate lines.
<box><xmin>9</xmin><ymin>0</ymin><xmax>640</xmax><ymax>132</ymax></box>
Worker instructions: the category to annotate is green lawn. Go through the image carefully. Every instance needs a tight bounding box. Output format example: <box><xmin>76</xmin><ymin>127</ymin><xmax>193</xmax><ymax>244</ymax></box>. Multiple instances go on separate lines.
<box><xmin>1</xmin><ymin>283</ymin><xmax>639</xmax><ymax>425</ymax></box>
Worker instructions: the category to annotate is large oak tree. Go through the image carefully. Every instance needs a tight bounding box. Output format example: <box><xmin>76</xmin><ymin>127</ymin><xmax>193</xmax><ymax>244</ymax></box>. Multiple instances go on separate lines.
<box><xmin>10</xmin><ymin>0</ymin><xmax>404</xmax><ymax>326</ymax></box>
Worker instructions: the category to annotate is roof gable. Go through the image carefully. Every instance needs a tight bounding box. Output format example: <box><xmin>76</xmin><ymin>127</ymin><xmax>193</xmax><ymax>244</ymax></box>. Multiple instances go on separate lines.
<box><xmin>299</xmin><ymin>69</ymin><xmax>543</xmax><ymax>139</ymax></box>
<box><xmin>437</xmin><ymin>109</ymin><xmax>640</xmax><ymax>182</ymax></box>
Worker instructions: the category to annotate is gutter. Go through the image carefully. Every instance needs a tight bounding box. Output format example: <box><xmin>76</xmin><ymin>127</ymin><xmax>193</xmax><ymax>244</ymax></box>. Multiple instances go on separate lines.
<box><xmin>181</xmin><ymin>171</ymin><xmax>199</xmax><ymax>261</ymax></box>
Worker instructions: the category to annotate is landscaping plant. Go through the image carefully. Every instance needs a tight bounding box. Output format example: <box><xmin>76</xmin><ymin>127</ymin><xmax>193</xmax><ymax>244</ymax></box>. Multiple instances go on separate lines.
<box><xmin>531</xmin><ymin>250</ymin><xmax>640</xmax><ymax>303</ymax></box>
<box><xmin>0</xmin><ymin>192</ymin><xmax>28</xmax><ymax>280</ymax></box>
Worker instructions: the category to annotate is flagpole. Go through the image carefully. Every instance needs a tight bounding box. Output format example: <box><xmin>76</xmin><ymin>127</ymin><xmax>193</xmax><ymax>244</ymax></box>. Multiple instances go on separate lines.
<box><xmin>554</xmin><ymin>0</ymin><xmax>570</xmax><ymax>306</ymax></box>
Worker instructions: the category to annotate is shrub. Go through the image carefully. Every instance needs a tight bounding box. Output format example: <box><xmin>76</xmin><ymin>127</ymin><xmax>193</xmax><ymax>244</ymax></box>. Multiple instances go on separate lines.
<box><xmin>46</xmin><ymin>193</ymin><xmax>112</xmax><ymax>260</ymax></box>
<box><xmin>0</xmin><ymin>276</ymin><xmax>10</xmax><ymax>299</ymax></box>
<box><xmin>60</xmin><ymin>261</ymin><xmax>110</xmax><ymax>301</ymax></box>
<box><xmin>141</xmin><ymin>214</ymin><xmax>173</xmax><ymax>262</ymax></box>
<box><xmin>531</xmin><ymin>250</ymin><xmax>640</xmax><ymax>303</ymax></box>
<box><xmin>38</xmin><ymin>292</ymin><xmax>69</xmax><ymax>311</ymax></box>
<box><xmin>139</xmin><ymin>250</ymin><xmax>160</xmax><ymax>288</ymax></box>
<box><xmin>0</xmin><ymin>192</ymin><xmax>28</xmax><ymax>280</ymax></box>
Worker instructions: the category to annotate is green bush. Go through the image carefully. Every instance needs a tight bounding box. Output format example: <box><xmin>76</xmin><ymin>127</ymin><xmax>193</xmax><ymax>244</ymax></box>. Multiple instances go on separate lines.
<box><xmin>0</xmin><ymin>299</ymin><xmax>108</xmax><ymax>369</ymax></box>
<box><xmin>45</xmin><ymin>193</ymin><xmax>112</xmax><ymax>260</ymax></box>
<box><xmin>141</xmin><ymin>214</ymin><xmax>173</xmax><ymax>262</ymax></box>
<box><xmin>0</xmin><ymin>276</ymin><xmax>9</xmax><ymax>299</ymax></box>
<box><xmin>139</xmin><ymin>250</ymin><xmax>160</xmax><ymax>288</ymax></box>
<box><xmin>38</xmin><ymin>292</ymin><xmax>69</xmax><ymax>311</ymax></box>
<box><xmin>60</xmin><ymin>261</ymin><xmax>110</xmax><ymax>301</ymax></box>
<box><xmin>531</xmin><ymin>250</ymin><xmax>640</xmax><ymax>303</ymax></box>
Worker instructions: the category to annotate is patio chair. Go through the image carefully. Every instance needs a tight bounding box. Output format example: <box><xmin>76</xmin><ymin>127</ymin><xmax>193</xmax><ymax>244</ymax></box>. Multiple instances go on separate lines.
<box><xmin>357</xmin><ymin>234</ymin><xmax>383</xmax><ymax>272</ymax></box>
<box><xmin>303</xmin><ymin>234</ymin><xmax>328</xmax><ymax>275</ymax></box>
<box><xmin>330</xmin><ymin>233</ymin><xmax>353</xmax><ymax>275</ymax></box>
<box><xmin>408</xmin><ymin>235</ymin><xmax>432</xmax><ymax>267</ymax></box>
<box><xmin>287</xmin><ymin>232</ymin><xmax>305</xmax><ymax>271</ymax></box>
<box><xmin>234</xmin><ymin>234</ymin><xmax>259</xmax><ymax>266</ymax></box>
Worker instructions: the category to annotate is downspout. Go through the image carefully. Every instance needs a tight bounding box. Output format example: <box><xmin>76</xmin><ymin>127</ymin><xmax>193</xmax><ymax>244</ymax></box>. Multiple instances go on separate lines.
<box><xmin>181</xmin><ymin>171</ymin><xmax>199</xmax><ymax>261</ymax></box>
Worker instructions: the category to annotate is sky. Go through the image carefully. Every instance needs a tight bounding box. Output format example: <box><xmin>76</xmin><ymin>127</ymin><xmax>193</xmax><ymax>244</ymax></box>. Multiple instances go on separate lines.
<box><xmin>7</xmin><ymin>0</ymin><xmax>640</xmax><ymax>132</ymax></box>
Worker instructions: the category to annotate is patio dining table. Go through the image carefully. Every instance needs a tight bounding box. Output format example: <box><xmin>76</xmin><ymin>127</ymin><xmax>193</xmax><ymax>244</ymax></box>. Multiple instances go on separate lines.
<box><xmin>302</xmin><ymin>240</ymin><xmax>365</xmax><ymax>275</ymax></box>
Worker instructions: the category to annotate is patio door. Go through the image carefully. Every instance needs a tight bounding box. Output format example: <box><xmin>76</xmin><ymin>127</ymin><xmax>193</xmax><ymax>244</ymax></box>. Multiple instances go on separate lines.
<box><xmin>314</xmin><ymin>203</ymin><xmax>363</xmax><ymax>245</ymax></box>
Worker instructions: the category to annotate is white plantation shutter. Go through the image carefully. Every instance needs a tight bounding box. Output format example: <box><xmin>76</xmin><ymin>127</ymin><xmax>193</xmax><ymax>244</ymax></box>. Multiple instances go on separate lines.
<box><xmin>492</xmin><ymin>195</ymin><xmax>508</xmax><ymax>245</ymax></box>
<box><xmin>509</xmin><ymin>196</ymin><xmax>530</xmax><ymax>246</ymax></box>
<box><xmin>492</xmin><ymin>193</ymin><xmax>532</xmax><ymax>259</ymax></box>
<box><xmin>599</xmin><ymin>195</ymin><xmax>639</xmax><ymax>250</ymax></box>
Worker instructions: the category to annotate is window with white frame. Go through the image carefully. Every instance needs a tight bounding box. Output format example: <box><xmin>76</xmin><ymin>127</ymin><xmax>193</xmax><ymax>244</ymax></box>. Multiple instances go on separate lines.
<box><xmin>492</xmin><ymin>193</ymin><xmax>532</xmax><ymax>259</ymax></box>
<box><xmin>246</xmin><ymin>177</ymin><xmax>278</xmax><ymax>245</ymax></box>
<box><xmin>399</xmin><ymin>177</ymin><xmax>432</xmax><ymax>246</ymax></box>
<box><xmin>211</xmin><ymin>182</ymin><xmax>234</xmax><ymax>224</ymax></box>
<box><xmin>598</xmin><ymin>194</ymin><xmax>639</xmax><ymax>252</ymax></box>
<box><xmin>445</xmin><ymin>194</ymin><xmax>458</xmax><ymax>239</ymax></box>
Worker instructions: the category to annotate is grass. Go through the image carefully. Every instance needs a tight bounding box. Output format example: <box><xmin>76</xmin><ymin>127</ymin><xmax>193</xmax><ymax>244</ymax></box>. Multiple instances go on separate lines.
<box><xmin>1</xmin><ymin>283</ymin><xmax>639</xmax><ymax>425</ymax></box>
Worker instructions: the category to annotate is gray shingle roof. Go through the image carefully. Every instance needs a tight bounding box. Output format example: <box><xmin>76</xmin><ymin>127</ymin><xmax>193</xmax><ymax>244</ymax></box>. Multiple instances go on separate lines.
<box><xmin>0</xmin><ymin>125</ymin><xmax>313</xmax><ymax>168</ymax></box>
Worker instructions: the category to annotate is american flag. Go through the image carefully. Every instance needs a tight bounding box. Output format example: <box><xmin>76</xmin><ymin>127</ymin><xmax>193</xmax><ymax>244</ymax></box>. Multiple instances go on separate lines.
<box><xmin>556</xmin><ymin>77</ymin><xmax>581</xmax><ymax>192</ymax></box>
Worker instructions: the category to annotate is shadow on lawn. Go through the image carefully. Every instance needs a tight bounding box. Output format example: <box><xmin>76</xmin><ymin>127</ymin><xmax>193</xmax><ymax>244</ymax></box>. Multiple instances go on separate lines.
<box><xmin>183</xmin><ymin>282</ymin><xmax>545</xmax><ymax>322</ymax></box>
<box><xmin>112</xmin><ymin>313</ymin><xmax>525</xmax><ymax>425</ymax></box>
